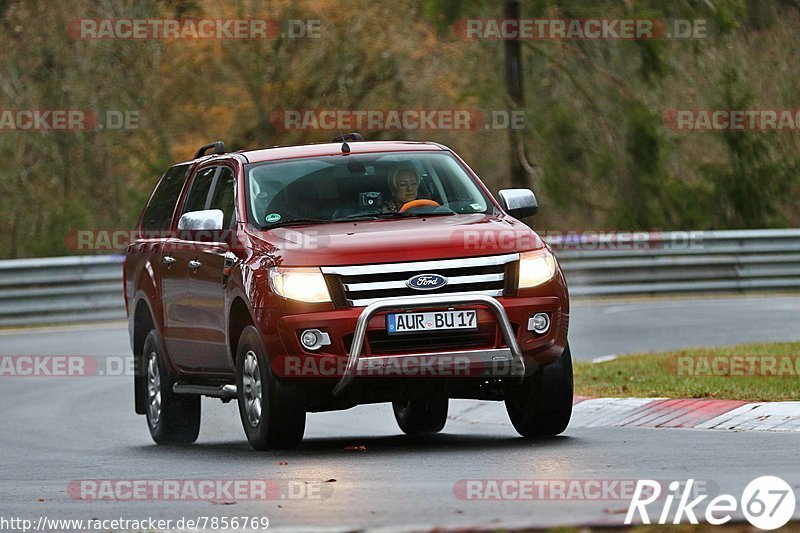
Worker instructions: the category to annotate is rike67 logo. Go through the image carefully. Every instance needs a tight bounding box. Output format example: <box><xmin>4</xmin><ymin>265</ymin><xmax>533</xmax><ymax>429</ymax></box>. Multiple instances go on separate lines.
<box><xmin>626</xmin><ymin>476</ymin><xmax>796</xmax><ymax>530</ymax></box>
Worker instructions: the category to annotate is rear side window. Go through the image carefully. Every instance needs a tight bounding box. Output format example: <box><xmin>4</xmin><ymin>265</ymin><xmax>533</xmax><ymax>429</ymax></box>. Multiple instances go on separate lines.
<box><xmin>141</xmin><ymin>164</ymin><xmax>190</xmax><ymax>231</ymax></box>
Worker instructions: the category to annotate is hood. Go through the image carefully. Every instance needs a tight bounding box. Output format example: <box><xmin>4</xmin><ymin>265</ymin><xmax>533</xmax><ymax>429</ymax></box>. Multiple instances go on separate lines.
<box><xmin>247</xmin><ymin>214</ymin><xmax>544</xmax><ymax>267</ymax></box>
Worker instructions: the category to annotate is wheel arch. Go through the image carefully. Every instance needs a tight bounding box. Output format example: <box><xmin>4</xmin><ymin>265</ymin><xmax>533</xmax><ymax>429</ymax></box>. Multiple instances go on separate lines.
<box><xmin>132</xmin><ymin>298</ymin><xmax>156</xmax><ymax>415</ymax></box>
<box><xmin>228</xmin><ymin>296</ymin><xmax>255</xmax><ymax>367</ymax></box>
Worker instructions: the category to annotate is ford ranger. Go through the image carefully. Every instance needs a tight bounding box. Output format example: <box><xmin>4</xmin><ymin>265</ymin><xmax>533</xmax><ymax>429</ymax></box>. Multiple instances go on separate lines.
<box><xmin>124</xmin><ymin>137</ymin><xmax>572</xmax><ymax>450</ymax></box>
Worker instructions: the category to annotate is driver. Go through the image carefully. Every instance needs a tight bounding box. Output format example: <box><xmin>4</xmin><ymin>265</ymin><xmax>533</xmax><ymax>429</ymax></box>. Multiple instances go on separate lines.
<box><xmin>383</xmin><ymin>166</ymin><xmax>420</xmax><ymax>212</ymax></box>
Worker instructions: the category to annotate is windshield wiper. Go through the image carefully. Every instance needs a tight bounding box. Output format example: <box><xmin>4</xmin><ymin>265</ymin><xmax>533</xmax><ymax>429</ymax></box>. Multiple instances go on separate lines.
<box><xmin>338</xmin><ymin>212</ymin><xmax>407</xmax><ymax>221</ymax></box>
<box><xmin>264</xmin><ymin>210</ymin><xmax>455</xmax><ymax>228</ymax></box>
<box><xmin>338</xmin><ymin>210</ymin><xmax>455</xmax><ymax>221</ymax></box>
<box><xmin>260</xmin><ymin>217</ymin><xmax>331</xmax><ymax>229</ymax></box>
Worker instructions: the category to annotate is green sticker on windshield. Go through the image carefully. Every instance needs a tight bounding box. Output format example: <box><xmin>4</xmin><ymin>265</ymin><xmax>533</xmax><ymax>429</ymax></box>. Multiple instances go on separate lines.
<box><xmin>470</xmin><ymin>203</ymin><xmax>482</xmax><ymax>211</ymax></box>
<box><xmin>266</xmin><ymin>213</ymin><xmax>281</xmax><ymax>223</ymax></box>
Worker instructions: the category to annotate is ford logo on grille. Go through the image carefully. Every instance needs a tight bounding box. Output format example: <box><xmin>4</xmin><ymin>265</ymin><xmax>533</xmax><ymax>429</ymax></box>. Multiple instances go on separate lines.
<box><xmin>406</xmin><ymin>273</ymin><xmax>448</xmax><ymax>291</ymax></box>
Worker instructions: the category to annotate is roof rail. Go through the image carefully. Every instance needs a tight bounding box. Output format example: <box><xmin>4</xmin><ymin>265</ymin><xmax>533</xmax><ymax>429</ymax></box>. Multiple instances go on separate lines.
<box><xmin>331</xmin><ymin>132</ymin><xmax>363</xmax><ymax>143</ymax></box>
<box><xmin>194</xmin><ymin>141</ymin><xmax>226</xmax><ymax>159</ymax></box>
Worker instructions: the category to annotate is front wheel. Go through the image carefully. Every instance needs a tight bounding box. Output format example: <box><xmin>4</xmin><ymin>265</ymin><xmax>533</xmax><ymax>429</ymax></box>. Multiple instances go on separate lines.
<box><xmin>235</xmin><ymin>325</ymin><xmax>306</xmax><ymax>450</ymax></box>
<box><xmin>142</xmin><ymin>331</ymin><xmax>201</xmax><ymax>445</ymax></box>
<box><xmin>392</xmin><ymin>398</ymin><xmax>449</xmax><ymax>435</ymax></box>
<box><xmin>505</xmin><ymin>343</ymin><xmax>573</xmax><ymax>438</ymax></box>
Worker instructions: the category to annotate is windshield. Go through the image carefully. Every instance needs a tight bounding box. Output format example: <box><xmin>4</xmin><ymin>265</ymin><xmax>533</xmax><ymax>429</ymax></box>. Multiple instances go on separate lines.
<box><xmin>245</xmin><ymin>151</ymin><xmax>494</xmax><ymax>227</ymax></box>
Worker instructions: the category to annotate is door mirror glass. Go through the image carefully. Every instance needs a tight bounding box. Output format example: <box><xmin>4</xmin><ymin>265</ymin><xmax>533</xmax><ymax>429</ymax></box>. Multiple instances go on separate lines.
<box><xmin>177</xmin><ymin>209</ymin><xmax>224</xmax><ymax>231</ymax></box>
<box><xmin>498</xmin><ymin>189</ymin><xmax>538</xmax><ymax>218</ymax></box>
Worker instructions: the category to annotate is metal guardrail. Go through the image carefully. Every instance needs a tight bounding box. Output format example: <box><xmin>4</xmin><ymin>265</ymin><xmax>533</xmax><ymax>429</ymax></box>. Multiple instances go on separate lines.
<box><xmin>0</xmin><ymin>255</ymin><xmax>125</xmax><ymax>327</ymax></box>
<box><xmin>1</xmin><ymin>229</ymin><xmax>799</xmax><ymax>326</ymax></box>
<box><xmin>555</xmin><ymin>229</ymin><xmax>800</xmax><ymax>297</ymax></box>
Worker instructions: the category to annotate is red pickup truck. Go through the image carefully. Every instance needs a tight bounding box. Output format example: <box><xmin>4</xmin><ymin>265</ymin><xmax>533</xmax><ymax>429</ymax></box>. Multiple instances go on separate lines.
<box><xmin>124</xmin><ymin>137</ymin><xmax>572</xmax><ymax>450</ymax></box>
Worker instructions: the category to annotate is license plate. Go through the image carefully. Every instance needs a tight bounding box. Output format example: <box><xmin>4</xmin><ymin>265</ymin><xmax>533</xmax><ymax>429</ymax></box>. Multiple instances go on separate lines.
<box><xmin>386</xmin><ymin>310</ymin><xmax>477</xmax><ymax>334</ymax></box>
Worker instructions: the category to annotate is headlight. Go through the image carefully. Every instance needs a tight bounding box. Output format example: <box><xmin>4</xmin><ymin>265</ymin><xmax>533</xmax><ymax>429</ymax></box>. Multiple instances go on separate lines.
<box><xmin>268</xmin><ymin>267</ymin><xmax>331</xmax><ymax>303</ymax></box>
<box><xmin>518</xmin><ymin>249</ymin><xmax>557</xmax><ymax>289</ymax></box>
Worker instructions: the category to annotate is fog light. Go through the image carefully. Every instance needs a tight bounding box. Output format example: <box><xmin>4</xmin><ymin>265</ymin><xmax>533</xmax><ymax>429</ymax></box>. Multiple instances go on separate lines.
<box><xmin>528</xmin><ymin>313</ymin><xmax>550</xmax><ymax>334</ymax></box>
<box><xmin>300</xmin><ymin>329</ymin><xmax>331</xmax><ymax>351</ymax></box>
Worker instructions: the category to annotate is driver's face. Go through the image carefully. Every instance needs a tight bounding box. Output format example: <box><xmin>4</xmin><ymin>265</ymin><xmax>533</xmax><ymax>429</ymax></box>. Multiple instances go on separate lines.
<box><xmin>393</xmin><ymin>171</ymin><xmax>419</xmax><ymax>205</ymax></box>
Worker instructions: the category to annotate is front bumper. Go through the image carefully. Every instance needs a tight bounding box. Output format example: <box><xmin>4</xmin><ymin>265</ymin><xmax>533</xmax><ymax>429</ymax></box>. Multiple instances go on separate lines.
<box><xmin>264</xmin><ymin>291</ymin><xmax>568</xmax><ymax>395</ymax></box>
<box><xmin>331</xmin><ymin>294</ymin><xmax>526</xmax><ymax>395</ymax></box>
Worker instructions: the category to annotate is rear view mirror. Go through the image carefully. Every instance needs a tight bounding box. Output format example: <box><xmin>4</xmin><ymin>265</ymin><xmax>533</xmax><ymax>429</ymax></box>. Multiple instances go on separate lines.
<box><xmin>178</xmin><ymin>209</ymin><xmax>224</xmax><ymax>231</ymax></box>
<box><xmin>498</xmin><ymin>189</ymin><xmax>538</xmax><ymax>218</ymax></box>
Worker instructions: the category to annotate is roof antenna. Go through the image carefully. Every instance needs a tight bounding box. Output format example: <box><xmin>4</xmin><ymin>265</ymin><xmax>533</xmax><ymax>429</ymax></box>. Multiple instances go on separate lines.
<box><xmin>323</xmin><ymin>92</ymin><xmax>350</xmax><ymax>154</ymax></box>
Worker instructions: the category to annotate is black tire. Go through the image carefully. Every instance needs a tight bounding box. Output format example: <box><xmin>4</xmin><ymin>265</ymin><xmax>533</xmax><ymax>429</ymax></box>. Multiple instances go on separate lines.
<box><xmin>392</xmin><ymin>398</ymin><xmax>449</xmax><ymax>435</ymax></box>
<box><xmin>235</xmin><ymin>325</ymin><xmax>306</xmax><ymax>450</ymax></box>
<box><xmin>142</xmin><ymin>331</ymin><xmax>201</xmax><ymax>445</ymax></box>
<box><xmin>505</xmin><ymin>343</ymin><xmax>573</xmax><ymax>438</ymax></box>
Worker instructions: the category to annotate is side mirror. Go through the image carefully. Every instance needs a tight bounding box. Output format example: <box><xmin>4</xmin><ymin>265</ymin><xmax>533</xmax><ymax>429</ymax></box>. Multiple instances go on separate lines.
<box><xmin>178</xmin><ymin>209</ymin><xmax>224</xmax><ymax>231</ymax></box>
<box><xmin>498</xmin><ymin>189</ymin><xmax>538</xmax><ymax>218</ymax></box>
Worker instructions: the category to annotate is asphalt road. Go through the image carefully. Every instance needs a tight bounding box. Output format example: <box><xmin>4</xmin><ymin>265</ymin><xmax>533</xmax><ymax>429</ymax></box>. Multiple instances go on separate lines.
<box><xmin>1</xmin><ymin>294</ymin><xmax>799</xmax><ymax>531</ymax></box>
<box><xmin>570</xmin><ymin>294</ymin><xmax>800</xmax><ymax>359</ymax></box>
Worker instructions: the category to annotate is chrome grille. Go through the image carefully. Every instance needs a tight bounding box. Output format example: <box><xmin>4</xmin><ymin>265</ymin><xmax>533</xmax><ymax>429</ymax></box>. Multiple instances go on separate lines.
<box><xmin>321</xmin><ymin>253</ymin><xmax>519</xmax><ymax>307</ymax></box>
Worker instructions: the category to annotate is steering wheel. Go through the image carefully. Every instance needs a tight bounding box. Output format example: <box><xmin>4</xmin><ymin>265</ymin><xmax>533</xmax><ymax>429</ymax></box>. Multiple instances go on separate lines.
<box><xmin>399</xmin><ymin>199</ymin><xmax>441</xmax><ymax>213</ymax></box>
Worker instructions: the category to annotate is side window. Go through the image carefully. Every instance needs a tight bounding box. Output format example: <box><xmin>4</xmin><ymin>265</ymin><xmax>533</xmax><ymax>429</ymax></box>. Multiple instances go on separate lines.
<box><xmin>183</xmin><ymin>167</ymin><xmax>218</xmax><ymax>213</ymax></box>
<box><xmin>208</xmin><ymin>167</ymin><xmax>236</xmax><ymax>226</ymax></box>
<box><xmin>141</xmin><ymin>164</ymin><xmax>190</xmax><ymax>231</ymax></box>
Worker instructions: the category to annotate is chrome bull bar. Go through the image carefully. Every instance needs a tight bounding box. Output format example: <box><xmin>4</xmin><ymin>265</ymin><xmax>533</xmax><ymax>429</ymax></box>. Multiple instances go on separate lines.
<box><xmin>331</xmin><ymin>294</ymin><xmax>526</xmax><ymax>396</ymax></box>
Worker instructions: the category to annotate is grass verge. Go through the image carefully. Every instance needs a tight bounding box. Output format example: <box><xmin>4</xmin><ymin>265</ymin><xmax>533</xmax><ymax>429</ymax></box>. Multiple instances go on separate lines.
<box><xmin>574</xmin><ymin>342</ymin><xmax>800</xmax><ymax>402</ymax></box>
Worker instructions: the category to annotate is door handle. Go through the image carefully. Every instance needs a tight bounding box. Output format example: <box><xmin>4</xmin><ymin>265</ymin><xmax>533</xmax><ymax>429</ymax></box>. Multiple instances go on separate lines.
<box><xmin>189</xmin><ymin>259</ymin><xmax>202</xmax><ymax>270</ymax></box>
<box><xmin>163</xmin><ymin>255</ymin><xmax>175</xmax><ymax>265</ymax></box>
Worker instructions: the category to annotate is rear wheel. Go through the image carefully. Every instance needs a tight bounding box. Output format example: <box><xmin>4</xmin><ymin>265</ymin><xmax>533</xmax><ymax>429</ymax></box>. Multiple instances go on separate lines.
<box><xmin>142</xmin><ymin>331</ymin><xmax>201</xmax><ymax>445</ymax></box>
<box><xmin>392</xmin><ymin>398</ymin><xmax>449</xmax><ymax>435</ymax></box>
<box><xmin>235</xmin><ymin>325</ymin><xmax>306</xmax><ymax>450</ymax></box>
<box><xmin>505</xmin><ymin>343</ymin><xmax>573</xmax><ymax>438</ymax></box>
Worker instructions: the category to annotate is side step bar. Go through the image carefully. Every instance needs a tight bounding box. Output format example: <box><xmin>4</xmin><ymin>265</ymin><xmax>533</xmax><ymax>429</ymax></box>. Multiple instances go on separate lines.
<box><xmin>173</xmin><ymin>382</ymin><xmax>237</xmax><ymax>400</ymax></box>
